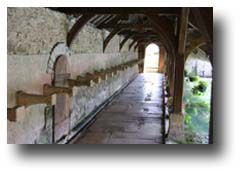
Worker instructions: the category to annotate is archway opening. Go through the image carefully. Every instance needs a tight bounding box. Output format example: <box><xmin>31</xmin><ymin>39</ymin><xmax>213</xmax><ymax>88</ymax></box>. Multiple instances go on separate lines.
<box><xmin>144</xmin><ymin>43</ymin><xmax>160</xmax><ymax>73</ymax></box>
<box><xmin>183</xmin><ymin>48</ymin><xmax>212</xmax><ymax>144</ymax></box>
<box><xmin>53</xmin><ymin>55</ymin><xmax>71</xmax><ymax>143</ymax></box>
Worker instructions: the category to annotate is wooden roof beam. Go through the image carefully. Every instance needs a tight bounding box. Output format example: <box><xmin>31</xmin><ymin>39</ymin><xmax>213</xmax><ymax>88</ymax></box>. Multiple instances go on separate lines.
<box><xmin>67</xmin><ymin>14</ymin><xmax>95</xmax><ymax>47</ymax></box>
<box><xmin>52</xmin><ymin>7</ymin><xmax>180</xmax><ymax>15</ymax></box>
<box><xmin>98</xmin><ymin>15</ymin><xmax>123</xmax><ymax>29</ymax></box>
<box><xmin>119</xmin><ymin>33</ymin><xmax>135</xmax><ymax>51</ymax></box>
<box><xmin>103</xmin><ymin>27</ymin><xmax>123</xmax><ymax>52</ymax></box>
<box><xmin>146</xmin><ymin>14</ymin><xmax>177</xmax><ymax>58</ymax></box>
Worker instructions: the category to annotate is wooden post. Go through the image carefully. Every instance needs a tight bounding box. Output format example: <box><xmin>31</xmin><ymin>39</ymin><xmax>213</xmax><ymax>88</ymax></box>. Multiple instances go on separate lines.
<box><xmin>138</xmin><ymin>44</ymin><xmax>145</xmax><ymax>73</ymax></box>
<box><xmin>173</xmin><ymin>7</ymin><xmax>189</xmax><ymax>114</ymax></box>
<box><xmin>169</xmin><ymin>56</ymin><xmax>175</xmax><ymax>97</ymax></box>
<box><xmin>168</xmin><ymin>8</ymin><xmax>189</xmax><ymax>143</ymax></box>
<box><xmin>158</xmin><ymin>46</ymin><xmax>166</xmax><ymax>73</ymax></box>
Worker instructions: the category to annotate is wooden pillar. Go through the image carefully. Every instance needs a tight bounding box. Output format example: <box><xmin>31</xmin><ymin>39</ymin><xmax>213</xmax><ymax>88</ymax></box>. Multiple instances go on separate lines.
<box><xmin>158</xmin><ymin>46</ymin><xmax>166</xmax><ymax>73</ymax></box>
<box><xmin>138</xmin><ymin>44</ymin><xmax>145</xmax><ymax>73</ymax></box>
<box><xmin>169</xmin><ymin>56</ymin><xmax>175</xmax><ymax>97</ymax></box>
<box><xmin>168</xmin><ymin>8</ymin><xmax>189</xmax><ymax>143</ymax></box>
<box><xmin>173</xmin><ymin>8</ymin><xmax>189</xmax><ymax>114</ymax></box>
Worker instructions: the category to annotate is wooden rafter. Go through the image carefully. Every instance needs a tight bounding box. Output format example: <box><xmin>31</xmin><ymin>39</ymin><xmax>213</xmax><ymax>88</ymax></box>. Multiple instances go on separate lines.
<box><xmin>128</xmin><ymin>33</ymin><xmax>160</xmax><ymax>50</ymax></box>
<box><xmin>104</xmin><ymin>25</ymin><xmax>157</xmax><ymax>52</ymax></box>
<box><xmin>52</xmin><ymin>7</ymin><xmax>180</xmax><ymax>15</ymax></box>
<box><xmin>133</xmin><ymin>37</ymin><xmax>161</xmax><ymax>51</ymax></box>
<box><xmin>67</xmin><ymin>14</ymin><xmax>94</xmax><ymax>47</ymax></box>
<box><xmin>119</xmin><ymin>33</ymin><xmax>135</xmax><ymax>51</ymax></box>
<box><xmin>190</xmin><ymin>8</ymin><xmax>213</xmax><ymax>43</ymax></box>
<box><xmin>190</xmin><ymin>8</ymin><xmax>213</xmax><ymax>64</ymax></box>
<box><xmin>95</xmin><ymin>15</ymin><xmax>114</xmax><ymax>27</ymax></box>
<box><xmin>103</xmin><ymin>27</ymin><xmax>123</xmax><ymax>52</ymax></box>
<box><xmin>119</xmin><ymin>31</ymin><xmax>157</xmax><ymax>51</ymax></box>
<box><xmin>146</xmin><ymin>14</ymin><xmax>177</xmax><ymax>58</ymax></box>
<box><xmin>185</xmin><ymin>35</ymin><xmax>206</xmax><ymax>59</ymax></box>
<box><xmin>134</xmin><ymin>38</ymin><xmax>161</xmax><ymax>51</ymax></box>
<box><xmin>99</xmin><ymin>23</ymin><xmax>152</xmax><ymax>29</ymax></box>
<box><xmin>98</xmin><ymin>15</ymin><xmax>123</xmax><ymax>29</ymax></box>
<box><xmin>129</xmin><ymin>39</ymin><xmax>138</xmax><ymax>50</ymax></box>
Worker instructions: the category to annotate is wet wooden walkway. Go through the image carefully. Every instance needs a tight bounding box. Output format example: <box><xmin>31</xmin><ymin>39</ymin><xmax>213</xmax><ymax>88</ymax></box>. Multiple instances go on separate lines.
<box><xmin>73</xmin><ymin>73</ymin><xmax>164</xmax><ymax>144</ymax></box>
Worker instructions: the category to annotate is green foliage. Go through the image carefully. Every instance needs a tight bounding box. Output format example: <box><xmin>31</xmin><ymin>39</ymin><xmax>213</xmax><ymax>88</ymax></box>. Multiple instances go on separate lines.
<box><xmin>191</xmin><ymin>80</ymin><xmax>208</xmax><ymax>95</ymax></box>
<box><xmin>184</xmin><ymin>114</ymin><xmax>191</xmax><ymax>124</ymax></box>
<box><xmin>183</xmin><ymin>77</ymin><xmax>211</xmax><ymax>136</ymax></box>
<box><xmin>189</xmin><ymin>75</ymin><xmax>199</xmax><ymax>82</ymax></box>
<box><xmin>184</xmin><ymin>69</ymin><xmax>189</xmax><ymax>77</ymax></box>
<box><xmin>198</xmin><ymin>81</ymin><xmax>208</xmax><ymax>93</ymax></box>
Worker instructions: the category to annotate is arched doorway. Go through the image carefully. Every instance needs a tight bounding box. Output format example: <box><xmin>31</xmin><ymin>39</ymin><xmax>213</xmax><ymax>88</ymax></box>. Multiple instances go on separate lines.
<box><xmin>144</xmin><ymin>43</ymin><xmax>160</xmax><ymax>73</ymax></box>
<box><xmin>53</xmin><ymin>55</ymin><xmax>71</xmax><ymax>143</ymax></box>
<box><xmin>183</xmin><ymin>48</ymin><xmax>212</xmax><ymax>144</ymax></box>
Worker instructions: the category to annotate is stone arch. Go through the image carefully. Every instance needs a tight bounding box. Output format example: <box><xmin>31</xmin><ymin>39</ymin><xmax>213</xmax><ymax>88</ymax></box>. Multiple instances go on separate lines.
<box><xmin>143</xmin><ymin>43</ymin><xmax>160</xmax><ymax>73</ymax></box>
<box><xmin>52</xmin><ymin>54</ymin><xmax>71</xmax><ymax>143</ymax></box>
<box><xmin>46</xmin><ymin>42</ymin><xmax>71</xmax><ymax>75</ymax></box>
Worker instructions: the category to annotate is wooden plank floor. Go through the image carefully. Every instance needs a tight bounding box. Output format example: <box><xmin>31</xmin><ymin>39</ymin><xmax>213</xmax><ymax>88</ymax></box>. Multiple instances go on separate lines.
<box><xmin>73</xmin><ymin>73</ymin><xmax>164</xmax><ymax>144</ymax></box>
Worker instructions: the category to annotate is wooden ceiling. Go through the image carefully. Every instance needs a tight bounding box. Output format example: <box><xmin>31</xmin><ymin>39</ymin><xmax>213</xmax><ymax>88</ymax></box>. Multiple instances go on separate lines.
<box><xmin>49</xmin><ymin>7</ymin><xmax>213</xmax><ymax>61</ymax></box>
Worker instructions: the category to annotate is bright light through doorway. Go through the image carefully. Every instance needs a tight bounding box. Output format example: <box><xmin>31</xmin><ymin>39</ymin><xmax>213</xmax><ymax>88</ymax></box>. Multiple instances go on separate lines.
<box><xmin>144</xmin><ymin>43</ymin><xmax>160</xmax><ymax>73</ymax></box>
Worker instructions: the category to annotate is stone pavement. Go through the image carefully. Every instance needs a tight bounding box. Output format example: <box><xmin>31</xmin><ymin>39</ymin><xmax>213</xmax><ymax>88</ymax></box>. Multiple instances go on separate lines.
<box><xmin>73</xmin><ymin>73</ymin><xmax>164</xmax><ymax>144</ymax></box>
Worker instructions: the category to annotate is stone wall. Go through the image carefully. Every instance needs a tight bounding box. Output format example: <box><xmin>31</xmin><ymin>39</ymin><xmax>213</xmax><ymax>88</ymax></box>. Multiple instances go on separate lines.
<box><xmin>7</xmin><ymin>7</ymin><xmax>139</xmax><ymax>144</ymax></box>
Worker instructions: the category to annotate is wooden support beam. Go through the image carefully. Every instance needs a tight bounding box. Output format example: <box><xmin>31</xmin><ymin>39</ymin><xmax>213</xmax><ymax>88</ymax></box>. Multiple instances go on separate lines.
<box><xmin>94</xmin><ymin>71</ymin><xmax>108</xmax><ymax>80</ymax></box>
<box><xmin>185</xmin><ymin>35</ymin><xmax>206</xmax><ymax>60</ymax></box>
<box><xmin>119</xmin><ymin>33</ymin><xmax>135</xmax><ymax>51</ymax></box>
<box><xmin>95</xmin><ymin>15</ymin><xmax>114</xmax><ymax>27</ymax></box>
<box><xmin>99</xmin><ymin>23</ymin><xmax>152</xmax><ymax>29</ymax></box>
<box><xmin>104</xmin><ymin>68</ymin><xmax>116</xmax><ymax>76</ymax></box>
<box><xmin>190</xmin><ymin>8</ymin><xmax>213</xmax><ymax>64</ymax></box>
<box><xmin>173</xmin><ymin>7</ymin><xmax>190</xmax><ymax>114</ymax></box>
<box><xmin>7</xmin><ymin>106</ymin><xmax>25</xmax><ymax>122</ymax></box>
<box><xmin>98</xmin><ymin>15</ymin><xmax>122</xmax><ymax>29</ymax></box>
<box><xmin>138</xmin><ymin>44</ymin><xmax>146</xmax><ymax>73</ymax></box>
<box><xmin>7</xmin><ymin>107</ymin><xmax>17</xmax><ymax>122</ymax></box>
<box><xmin>77</xmin><ymin>73</ymin><xmax>100</xmax><ymax>84</ymax></box>
<box><xmin>159</xmin><ymin>46</ymin><xmax>166</xmax><ymax>73</ymax></box>
<box><xmin>190</xmin><ymin>8</ymin><xmax>213</xmax><ymax>43</ymax></box>
<box><xmin>67</xmin><ymin>79</ymin><xmax>91</xmax><ymax>87</ymax></box>
<box><xmin>146</xmin><ymin>14</ymin><xmax>177</xmax><ymax>58</ymax></box>
<box><xmin>52</xmin><ymin>7</ymin><xmax>180</xmax><ymax>15</ymax></box>
<box><xmin>67</xmin><ymin>14</ymin><xmax>94</xmax><ymax>47</ymax></box>
<box><xmin>167</xmin><ymin>8</ymin><xmax>190</xmax><ymax>143</ymax></box>
<box><xmin>129</xmin><ymin>39</ymin><xmax>138</xmax><ymax>50</ymax></box>
<box><xmin>16</xmin><ymin>91</ymin><xmax>55</xmax><ymax>107</ymax></box>
<box><xmin>43</xmin><ymin>84</ymin><xmax>72</xmax><ymax>96</ymax></box>
<box><xmin>103</xmin><ymin>27</ymin><xmax>123</xmax><ymax>52</ymax></box>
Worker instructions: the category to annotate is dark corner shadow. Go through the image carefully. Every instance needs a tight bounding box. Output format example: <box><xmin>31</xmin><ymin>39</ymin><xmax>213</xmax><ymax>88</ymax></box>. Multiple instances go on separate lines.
<box><xmin>14</xmin><ymin>15</ymin><xmax>225</xmax><ymax>159</ymax></box>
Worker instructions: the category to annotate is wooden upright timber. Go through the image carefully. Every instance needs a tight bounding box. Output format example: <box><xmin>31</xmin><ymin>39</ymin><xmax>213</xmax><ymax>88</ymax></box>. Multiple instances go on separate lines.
<box><xmin>67</xmin><ymin>14</ymin><xmax>94</xmax><ymax>47</ymax></box>
<box><xmin>167</xmin><ymin>8</ymin><xmax>189</xmax><ymax>143</ymax></box>
<box><xmin>7</xmin><ymin>106</ymin><xmax>26</xmax><ymax>122</ymax></box>
<box><xmin>173</xmin><ymin>7</ymin><xmax>190</xmax><ymax>114</ymax></box>
<box><xmin>159</xmin><ymin>46</ymin><xmax>166</xmax><ymax>73</ymax></box>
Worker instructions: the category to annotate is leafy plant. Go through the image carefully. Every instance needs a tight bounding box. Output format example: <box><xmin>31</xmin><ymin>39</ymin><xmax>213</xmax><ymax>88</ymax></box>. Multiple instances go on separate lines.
<box><xmin>183</xmin><ymin>76</ymin><xmax>211</xmax><ymax>141</ymax></box>
<box><xmin>189</xmin><ymin>75</ymin><xmax>199</xmax><ymax>82</ymax></box>
<box><xmin>198</xmin><ymin>81</ymin><xmax>208</xmax><ymax>93</ymax></box>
